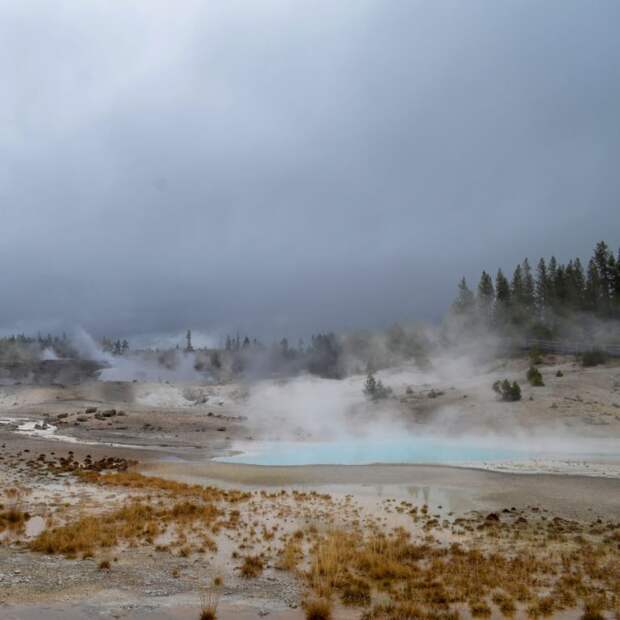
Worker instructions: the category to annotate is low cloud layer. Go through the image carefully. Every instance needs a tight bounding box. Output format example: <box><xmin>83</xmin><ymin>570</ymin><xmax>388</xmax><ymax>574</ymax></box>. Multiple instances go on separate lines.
<box><xmin>2</xmin><ymin>1</ymin><xmax>619</xmax><ymax>339</ymax></box>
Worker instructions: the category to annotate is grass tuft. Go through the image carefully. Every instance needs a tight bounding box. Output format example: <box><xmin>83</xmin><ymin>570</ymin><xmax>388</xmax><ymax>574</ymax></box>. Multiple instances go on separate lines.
<box><xmin>304</xmin><ymin>598</ymin><xmax>332</xmax><ymax>620</ymax></box>
<box><xmin>240</xmin><ymin>555</ymin><xmax>264</xmax><ymax>578</ymax></box>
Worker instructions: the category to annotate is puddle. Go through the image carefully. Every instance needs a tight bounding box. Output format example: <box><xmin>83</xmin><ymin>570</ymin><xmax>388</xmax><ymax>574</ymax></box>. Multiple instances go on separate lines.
<box><xmin>25</xmin><ymin>515</ymin><xmax>46</xmax><ymax>537</ymax></box>
<box><xmin>1</xmin><ymin>416</ymin><xmax>154</xmax><ymax>450</ymax></box>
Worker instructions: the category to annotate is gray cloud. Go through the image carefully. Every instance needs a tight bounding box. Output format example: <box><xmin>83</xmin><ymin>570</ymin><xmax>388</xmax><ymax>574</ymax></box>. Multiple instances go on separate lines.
<box><xmin>1</xmin><ymin>0</ymin><xmax>619</xmax><ymax>340</ymax></box>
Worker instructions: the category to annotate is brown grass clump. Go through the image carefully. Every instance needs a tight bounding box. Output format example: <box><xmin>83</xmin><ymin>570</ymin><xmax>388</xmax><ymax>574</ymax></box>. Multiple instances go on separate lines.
<box><xmin>277</xmin><ymin>538</ymin><xmax>303</xmax><ymax>571</ymax></box>
<box><xmin>304</xmin><ymin>597</ymin><xmax>332</xmax><ymax>620</ymax></box>
<box><xmin>77</xmin><ymin>471</ymin><xmax>250</xmax><ymax>504</ymax></box>
<box><xmin>98</xmin><ymin>559</ymin><xmax>111</xmax><ymax>570</ymax></box>
<box><xmin>0</xmin><ymin>506</ymin><xmax>29</xmax><ymax>532</ymax></box>
<box><xmin>300</xmin><ymin>521</ymin><xmax>620</xmax><ymax>620</ymax></box>
<box><xmin>469</xmin><ymin>600</ymin><xmax>492</xmax><ymax>618</ymax></box>
<box><xmin>492</xmin><ymin>593</ymin><xmax>516</xmax><ymax>617</ymax></box>
<box><xmin>340</xmin><ymin>576</ymin><xmax>371</xmax><ymax>607</ymax></box>
<box><xmin>199</xmin><ymin>590</ymin><xmax>219</xmax><ymax>620</ymax></box>
<box><xmin>581</xmin><ymin>601</ymin><xmax>606</xmax><ymax>620</ymax></box>
<box><xmin>240</xmin><ymin>554</ymin><xmax>264</xmax><ymax>578</ymax></box>
<box><xmin>30</xmin><ymin>514</ymin><xmax>117</xmax><ymax>557</ymax></box>
<box><xmin>29</xmin><ymin>497</ymin><xmax>222</xmax><ymax>558</ymax></box>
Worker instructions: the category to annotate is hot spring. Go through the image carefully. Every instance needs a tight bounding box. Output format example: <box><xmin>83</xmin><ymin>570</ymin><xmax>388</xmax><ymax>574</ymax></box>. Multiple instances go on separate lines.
<box><xmin>213</xmin><ymin>435</ymin><xmax>620</xmax><ymax>467</ymax></box>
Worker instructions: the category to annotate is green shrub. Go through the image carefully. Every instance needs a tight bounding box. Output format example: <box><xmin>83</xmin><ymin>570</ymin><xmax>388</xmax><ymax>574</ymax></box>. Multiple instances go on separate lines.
<box><xmin>493</xmin><ymin>379</ymin><xmax>522</xmax><ymax>402</ymax></box>
<box><xmin>528</xmin><ymin>348</ymin><xmax>543</xmax><ymax>365</ymax></box>
<box><xmin>579</xmin><ymin>350</ymin><xmax>608</xmax><ymax>367</ymax></box>
<box><xmin>364</xmin><ymin>372</ymin><xmax>392</xmax><ymax>400</ymax></box>
<box><xmin>526</xmin><ymin>365</ymin><xmax>544</xmax><ymax>386</ymax></box>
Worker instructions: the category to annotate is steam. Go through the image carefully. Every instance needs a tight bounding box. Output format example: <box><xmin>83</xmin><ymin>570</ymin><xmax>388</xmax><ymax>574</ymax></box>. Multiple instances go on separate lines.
<box><xmin>229</xmin><ymin>321</ymin><xmax>619</xmax><ymax>464</ymax></box>
<box><xmin>70</xmin><ymin>327</ymin><xmax>112</xmax><ymax>363</ymax></box>
<box><xmin>40</xmin><ymin>347</ymin><xmax>59</xmax><ymax>361</ymax></box>
<box><xmin>71</xmin><ymin>326</ymin><xmax>206</xmax><ymax>382</ymax></box>
<box><xmin>98</xmin><ymin>352</ymin><xmax>204</xmax><ymax>383</ymax></box>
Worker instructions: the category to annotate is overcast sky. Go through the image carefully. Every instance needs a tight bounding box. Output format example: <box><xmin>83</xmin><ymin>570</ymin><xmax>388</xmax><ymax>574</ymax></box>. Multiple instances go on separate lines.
<box><xmin>2</xmin><ymin>0</ymin><xmax>619</xmax><ymax>342</ymax></box>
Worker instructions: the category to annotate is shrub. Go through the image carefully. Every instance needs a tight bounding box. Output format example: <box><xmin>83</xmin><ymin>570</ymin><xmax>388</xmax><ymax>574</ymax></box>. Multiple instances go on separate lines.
<box><xmin>199</xmin><ymin>591</ymin><xmax>219</xmax><ymax>620</ymax></box>
<box><xmin>304</xmin><ymin>598</ymin><xmax>332</xmax><ymax>620</ymax></box>
<box><xmin>493</xmin><ymin>379</ymin><xmax>522</xmax><ymax>402</ymax></box>
<box><xmin>340</xmin><ymin>577</ymin><xmax>371</xmax><ymax>606</ymax></box>
<box><xmin>529</xmin><ymin>348</ymin><xmax>543</xmax><ymax>365</ymax></box>
<box><xmin>240</xmin><ymin>555</ymin><xmax>264</xmax><ymax>578</ymax></box>
<box><xmin>470</xmin><ymin>599</ymin><xmax>492</xmax><ymax>618</ymax></box>
<box><xmin>0</xmin><ymin>506</ymin><xmax>29</xmax><ymax>532</ymax></box>
<box><xmin>580</xmin><ymin>601</ymin><xmax>605</xmax><ymax>620</ymax></box>
<box><xmin>363</xmin><ymin>372</ymin><xmax>392</xmax><ymax>401</ymax></box>
<box><xmin>556</xmin><ymin>370</ymin><xmax>563</xmax><ymax>377</ymax></box>
<box><xmin>526</xmin><ymin>365</ymin><xmax>544</xmax><ymax>386</ymax></box>
<box><xmin>579</xmin><ymin>349</ymin><xmax>608</xmax><ymax>367</ymax></box>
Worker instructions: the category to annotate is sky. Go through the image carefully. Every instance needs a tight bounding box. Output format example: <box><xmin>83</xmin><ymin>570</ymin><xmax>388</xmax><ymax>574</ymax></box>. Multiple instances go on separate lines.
<box><xmin>2</xmin><ymin>0</ymin><xmax>620</xmax><ymax>342</ymax></box>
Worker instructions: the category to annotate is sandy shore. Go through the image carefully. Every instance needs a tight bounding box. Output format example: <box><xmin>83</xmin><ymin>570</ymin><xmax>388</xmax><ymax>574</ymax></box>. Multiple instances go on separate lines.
<box><xmin>141</xmin><ymin>460</ymin><xmax>620</xmax><ymax>520</ymax></box>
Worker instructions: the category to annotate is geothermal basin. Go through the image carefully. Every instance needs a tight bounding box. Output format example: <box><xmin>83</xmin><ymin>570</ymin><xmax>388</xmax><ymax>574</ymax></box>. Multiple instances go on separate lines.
<box><xmin>215</xmin><ymin>435</ymin><xmax>620</xmax><ymax>468</ymax></box>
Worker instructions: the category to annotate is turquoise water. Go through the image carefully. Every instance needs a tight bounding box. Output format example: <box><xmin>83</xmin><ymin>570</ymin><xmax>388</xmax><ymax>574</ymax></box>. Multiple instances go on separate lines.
<box><xmin>214</xmin><ymin>437</ymin><xmax>533</xmax><ymax>466</ymax></box>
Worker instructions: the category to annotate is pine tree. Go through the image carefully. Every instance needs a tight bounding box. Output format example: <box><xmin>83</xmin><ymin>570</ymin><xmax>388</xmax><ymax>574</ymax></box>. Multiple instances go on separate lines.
<box><xmin>511</xmin><ymin>264</ymin><xmax>524</xmax><ymax>304</ymax></box>
<box><xmin>613</xmin><ymin>255</ymin><xmax>620</xmax><ymax>318</ymax></box>
<box><xmin>510</xmin><ymin>264</ymin><xmax>526</xmax><ymax>324</ymax></box>
<box><xmin>185</xmin><ymin>329</ymin><xmax>194</xmax><ymax>352</ymax></box>
<box><xmin>535</xmin><ymin>258</ymin><xmax>549</xmax><ymax>318</ymax></box>
<box><xmin>547</xmin><ymin>256</ymin><xmax>558</xmax><ymax>310</ymax></box>
<box><xmin>477</xmin><ymin>271</ymin><xmax>495</xmax><ymax>323</ymax></box>
<box><xmin>554</xmin><ymin>264</ymin><xmax>568</xmax><ymax>309</ymax></box>
<box><xmin>564</xmin><ymin>260</ymin><xmax>577</xmax><ymax>310</ymax></box>
<box><xmin>606</xmin><ymin>253</ymin><xmax>617</xmax><ymax>317</ymax></box>
<box><xmin>453</xmin><ymin>277</ymin><xmax>475</xmax><ymax>314</ymax></box>
<box><xmin>572</xmin><ymin>257</ymin><xmax>586</xmax><ymax>310</ymax></box>
<box><xmin>592</xmin><ymin>241</ymin><xmax>611</xmax><ymax>314</ymax></box>
<box><xmin>522</xmin><ymin>258</ymin><xmax>535</xmax><ymax>312</ymax></box>
<box><xmin>494</xmin><ymin>269</ymin><xmax>511</xmax><ymax>326</ymax></box>
<box><xmin>584</xmin><ymin>258</ymin><xmax>600</xmax><ymax>312</ymax></box>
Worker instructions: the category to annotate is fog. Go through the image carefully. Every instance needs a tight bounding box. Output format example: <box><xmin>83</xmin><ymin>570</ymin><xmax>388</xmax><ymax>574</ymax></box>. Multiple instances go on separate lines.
<box><xmin>2</xmin><ymin>1</ymin><xmax>620</xmax><ymax>340</ymax></box>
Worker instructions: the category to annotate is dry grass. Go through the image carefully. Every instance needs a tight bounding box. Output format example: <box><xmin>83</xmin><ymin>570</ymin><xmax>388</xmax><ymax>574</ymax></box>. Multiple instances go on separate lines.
<box><xmin>300</xmin><ymin>522</ymin><xmax>620</xmax><ymax>620</ymax></box>
<box><xmin>199</xmin><ymin>590</ymin><xmax>220</xmax><ymax>620</ymax></box>
<box><xmin>277</xmin><ymin>537</ymin><xmax>303</xmax><ymax>571</ymax></box>
<box><xmin>77</xmin><ymin>471</ymin><xmax>250</xmax><ymax>503</ymax></box>
<box><xmin>304</xmin><ymin>597</ymin><xmax>332</xmax><ymax>620</ymax></box>
<box><xmin>0</xmin><ymin>506</ymin><xmax>29</xmax><ymax>532</ymax></box>
<box><xmin>17</xmin><ymin>458</ymin><xmax>620</xmax><ymax>620</ymax></box>
<box><xmin>240</xmin><ymin>554</ymin><xmax>264</xmax><ymax>578</ymax></box>
<box><xmin>28</xmin><ymin>474</ymin><xmax>243</xmax><ymax>558</ymax></box>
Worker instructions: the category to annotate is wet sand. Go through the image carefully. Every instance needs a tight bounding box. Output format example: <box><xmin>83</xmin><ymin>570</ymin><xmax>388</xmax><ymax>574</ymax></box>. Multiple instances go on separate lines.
<box><xmin>142</xmin><ymin>460</ymin><xmax>620</xmax><ymax>520</ymax></box>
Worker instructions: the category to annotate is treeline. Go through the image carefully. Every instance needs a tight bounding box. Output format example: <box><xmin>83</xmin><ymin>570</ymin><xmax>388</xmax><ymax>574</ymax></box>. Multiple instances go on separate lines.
<box><xmin>218</xmin><ymin>332</ymin><xmax>343</xmax><ymax>378</ymax></box>
<box><xmin>453</xmin><ymin>240</ymin><xmax>620</xmax><ymax>337</ymax></box>
<box><xmin>100</xmin><ymin>337</ymin><xmax>130</xmax><ymax>355</ymax></box>
<box><xmin>0</xmin><ymin>332</ymin><xmax>75</xmax><ymax>363</ymax></box>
